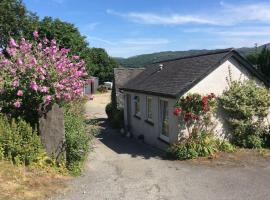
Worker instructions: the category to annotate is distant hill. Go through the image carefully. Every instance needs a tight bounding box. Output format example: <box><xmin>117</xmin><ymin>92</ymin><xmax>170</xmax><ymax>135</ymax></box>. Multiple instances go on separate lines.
<box><xmin>115</xmin><ymin>44</ymin><xmax>269</xmax><ymax>68</ymax></box>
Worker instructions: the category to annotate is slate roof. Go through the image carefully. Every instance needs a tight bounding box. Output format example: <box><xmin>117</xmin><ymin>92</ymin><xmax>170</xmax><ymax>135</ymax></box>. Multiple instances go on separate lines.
<box><xmin>114</xmin><ymin>68</ymin><xmax>145</xmax><ymax>91</ymax></box>
<box><xmin>121</xmin><ymin>49</ymin><xmax>269</xmax><ymax>98</ymax></box>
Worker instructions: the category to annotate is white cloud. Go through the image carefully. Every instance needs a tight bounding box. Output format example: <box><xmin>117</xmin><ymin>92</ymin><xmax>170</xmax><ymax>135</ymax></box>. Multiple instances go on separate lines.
<box><xmin>107</xmin><ymin>2</ymin><xmax>270</xmax><ymax>26</ymax></box>
<box><xmin>106</xmin><ymin>9</ymin><xmax>217</xmax><ymax>25</ymax></box>
<box><xmin>183</xmin><ymin>26</ymin><xmax>270</xmax><ymax>37</ymax></box>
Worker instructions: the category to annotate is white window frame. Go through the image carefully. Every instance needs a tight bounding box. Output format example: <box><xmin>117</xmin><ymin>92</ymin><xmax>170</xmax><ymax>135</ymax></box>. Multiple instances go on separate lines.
<box><xmin>159</xmin><ymin>99</ymin><xmax>169</xmax><ymax>142</ymax></box>
<box><xmin>134</xmin><ymin>95</ymin><xmax>141</xmax><ymax>116</ymax></box>
<box><xmin>146</xmin><ymin>96</ymin><xmax>153</xmax><ymax>121</ymax></box>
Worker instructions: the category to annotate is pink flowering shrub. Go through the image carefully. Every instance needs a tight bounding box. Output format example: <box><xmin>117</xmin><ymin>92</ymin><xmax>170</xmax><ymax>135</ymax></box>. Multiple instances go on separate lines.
<box><xmin>0</xmin><ymin>32</ymin><xmax>88</xmax><ymax>124</ymax></box>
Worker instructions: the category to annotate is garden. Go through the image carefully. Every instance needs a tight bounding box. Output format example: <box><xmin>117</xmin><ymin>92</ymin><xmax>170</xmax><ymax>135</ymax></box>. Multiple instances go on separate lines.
<box><xmin>0</xmin><ymin>32</ymin><xmax>96</xmax><ymax>177</ymax></box>
<box><xmin>168</xmin><ymin>78</ymin><xmax>270</xmax><ymax>160</ymax></box>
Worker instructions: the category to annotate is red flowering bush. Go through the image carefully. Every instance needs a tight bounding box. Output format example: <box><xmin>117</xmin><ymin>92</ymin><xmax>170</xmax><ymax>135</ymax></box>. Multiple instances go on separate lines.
<box><xmin>0</xmin><ymin>31</ymin><xmax>88</xmax><ymax>124</ymax></box>
<box><xmin>174</xmin><ymin>93</ymin><xmax>216</xmax><ymax>136</ymax></box>
<box><xmin>168</xmin><ymin>93</ymin><xmax>235</xmax><ymax>160</ymax></box>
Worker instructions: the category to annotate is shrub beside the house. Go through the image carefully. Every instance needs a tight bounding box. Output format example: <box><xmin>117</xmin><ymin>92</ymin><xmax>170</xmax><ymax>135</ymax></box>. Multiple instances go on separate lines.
<box><xmin>219</xmin><ymin>80</ymin><xmax>270</xmax><ymax>148</ymax></box>
<box><xmin>105</xmin><ymin>102</ymin><xmax>124</xmax><ymax>129</ymax></box>
<box><xmin>167</xmin><ymin>133</ymin><xmax>234</xmax><ymax>160</ymax></box>
<box><xmin>168</xmin><ymin>93</ymin><xmax>234</xmax><ymax>160</ymax></box>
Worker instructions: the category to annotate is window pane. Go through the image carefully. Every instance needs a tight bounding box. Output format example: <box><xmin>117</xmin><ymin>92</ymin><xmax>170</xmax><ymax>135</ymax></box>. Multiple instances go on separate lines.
<box><xmin>147</xmin><ymin>97</ymin><xmax>152</xmax><ymax>119</ymax></box>
<box><xmin>160</xmin><ymin>100</ymin><xmax>169</xmax><ymax>136</ymax></box>
<box><xmin>135</xmin><ymin>96</ymin><xmax>140</xmax><ymax>115</ymax></box>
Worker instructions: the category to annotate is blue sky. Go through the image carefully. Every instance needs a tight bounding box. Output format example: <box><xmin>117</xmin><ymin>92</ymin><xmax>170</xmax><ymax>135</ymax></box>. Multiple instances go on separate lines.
<box><xmin>23</xmin><ymin>0</ymin><xmax>270</xmax><ymax>58</ymax></box>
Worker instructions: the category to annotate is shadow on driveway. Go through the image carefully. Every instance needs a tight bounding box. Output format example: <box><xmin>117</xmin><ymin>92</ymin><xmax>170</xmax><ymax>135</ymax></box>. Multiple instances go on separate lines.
<box><xmin>94</xmin><ymin>118</ymin><xmax>166</xmax><ymax>160</ymax></box>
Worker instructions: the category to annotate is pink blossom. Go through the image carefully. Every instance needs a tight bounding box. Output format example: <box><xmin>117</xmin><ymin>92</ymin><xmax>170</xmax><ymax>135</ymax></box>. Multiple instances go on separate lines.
<box><xmin>30</xmin><ymin>58</ymin><xmax>37</xmax><ymax>65</ymax></box>
<box><xmin>9</xmin><ymin>38</ymin><xmax>17</xmax><ymax>47</ymax></box>
<box><xmin>72</xmin><ymin>55</ymin><xmax>80</xmax><ymax>60</ymax></box>
<box><xmin>12</xmin><ymin>80</ymin><xmax>19</xmax><ymax>88</ymax></box>
<box><xmin>39</xmin><ymin>75</ymin><xmax>45</xmax><ymax>80</ymax></box>
<box><xmin>39</xmin><ymin>86</ymin><xmax>49</xmax><ymax>93</ymax></box>
<box><xmin>16</xmin><ymin>59</ymin><xmax>23</xmax><ymax>66</ymax></box>
<box><xmin>17</xmin><ymin>90</ymin><xmax>23</xmax><ymax>96</ymax></box>
<box><xmin>14</xmin><ymin>101</ymin><xmax>21</xmax><ymax>108</ymax></box>
<box><xmin>1</xmin><ymin>59</ymin><xmax>9</xmax><ymax>66</ymax></box>
<box><xmin>30</xmin><ymin>81</ymin><xmax>38</xmax><ymax>91</ymax></box>
<box><xmin>44</xmin><ymin>95</ymin><xmax>52</xmax><ymax>103</ymax></box>
<box><xmin>33</xmin><ymin>31</ymin><xmax>39</xmax><ymax>38</ymax></box>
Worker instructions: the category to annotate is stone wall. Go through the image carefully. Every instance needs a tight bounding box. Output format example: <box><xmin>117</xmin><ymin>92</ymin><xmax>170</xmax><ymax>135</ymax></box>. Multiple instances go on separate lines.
<box><xmin>39</xmin><ymin>104</ymin><xmax>66</xmax><ymax>162</ymax></box>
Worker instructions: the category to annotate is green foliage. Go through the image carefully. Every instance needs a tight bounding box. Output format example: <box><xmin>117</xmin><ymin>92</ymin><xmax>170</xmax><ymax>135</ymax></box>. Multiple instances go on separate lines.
<box><xmin>85</xmin><ymin>48</ymin><xmax>117</xmax><ymax>83</ymax></box>
<box><xmin>0</xmin><ymin>0</ymin><xmax>39</xmax><ymax>49</ymax></box>
<box><xmin>257</xmin><ymin>46</ymin><xmax>270</xmax><ymax>79</ymax></box>
<box><xmin>219</xmin><ymin>80</ymin><xmax>270</xmax><ymax>148</ymax></box>
<box><xmin>0</xmin><ymin>115</ymin><xmax>44</xmax><ymax>165</ymax></box>
<box><xmin>167</xmin><ymin>133</ymin><xmax>235</xmax><ymax>160</ymax></box>
<box><xmin>63</xmin><ymin>100</ymin><xmax>90</xmax><ymax>175</ymax></box>
<box><xmin>246</xmin><ymin>45</ymin><xmax>270</xmax><ymax>80</ymax></box>
<box><xmin>105</xmin><ymin>103</ymin><xmax>124</xmax><ymax>129</ymax></box>
<box><xmin>97</xmin><ymin>85</ymin><xmax>108</xmax><ymax>93</ymax></box>
<box><xmin>38</xmin><ymin>17</ymin><xmax>88</xmax><ymax>55</ymax></box>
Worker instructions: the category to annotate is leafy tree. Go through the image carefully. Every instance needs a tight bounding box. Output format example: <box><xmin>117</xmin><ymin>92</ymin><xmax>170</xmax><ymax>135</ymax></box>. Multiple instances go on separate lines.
<box><xmin>0</xmin><ymin>0</ymin><xmax>39</xmax><ymax>49</ymax></box>
<box><xmin>85</xmin><ymin>48</ymin><xmax>117</xmax><ymax>83</ymax></box>
<box><xmin>246</xmin><ymin>46</ymin><xmax>270</xmax><ymax>80</ymax></box>
<box><xmin>257</xmin><ymin>46</ymin><xmax>270</xmax><ymax>79</ymax></box>
<box><xmin>38</xmin><ymin>17</ymin><xmax>88</xmax><ymax>55</ymax></box>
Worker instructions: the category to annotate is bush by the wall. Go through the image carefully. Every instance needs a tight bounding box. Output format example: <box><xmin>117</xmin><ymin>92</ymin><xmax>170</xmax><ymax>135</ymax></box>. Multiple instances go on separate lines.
<box><xmin>219</xmin><ymin>80</ymin><xmax>270</xmax><ymax>148</ymax></box>
<box><xmin>167</xmin><ymin>132</ymin><xmax>235</xmax><ymax>160</ymax></box>
<box><xmin>0</xmin><ymin>115</ymin><xmax>44</xmax><ymax>165</ymax></box>
<box><xmin>63</xmin><ymin>99</ymin><xmax>90</xmax><ymax>175</ymax></box>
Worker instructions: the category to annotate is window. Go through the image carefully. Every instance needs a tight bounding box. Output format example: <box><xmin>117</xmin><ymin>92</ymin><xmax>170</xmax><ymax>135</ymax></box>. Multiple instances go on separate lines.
<box><xmin>146</xmin><ymin>97</ymin><xmax>153</xmax><ymax>120</ymax></box>
<box><xmin>134</xmin><ymin>95</ymin><xmax>140</xmax><ymax>116</ymax></box>
<box><xmin>160</xmin><ymin>100</ymin><xmax>169</xmax><ymax>140</ymax></box>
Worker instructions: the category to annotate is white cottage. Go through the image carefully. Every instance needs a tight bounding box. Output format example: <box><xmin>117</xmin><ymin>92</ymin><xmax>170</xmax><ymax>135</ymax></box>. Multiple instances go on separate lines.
<box><xmin>120</xmin><ymin>49</ymin><xmax>269</xmax><ymax>149</ymax></box>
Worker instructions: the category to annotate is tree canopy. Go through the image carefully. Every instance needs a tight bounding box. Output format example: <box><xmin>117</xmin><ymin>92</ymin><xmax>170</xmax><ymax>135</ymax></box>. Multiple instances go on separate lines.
<box><xmin>0</xmin><ymin>0</ymin><xmax>39</xmax><ymax>49</ymax></box>
<box><xmin>246</xmin><ymin>46</ymin><xmax>270</xmax><ymax>80</ymax></box>
<box><xmin>0</xmin><ymin>0</ymin><xmax>117</xmax><ymax>82</ymax></box>
<box><xmin>84</xmin><ymin>48</ymin><xmax>117</xmax><ymax>83</ymax></box>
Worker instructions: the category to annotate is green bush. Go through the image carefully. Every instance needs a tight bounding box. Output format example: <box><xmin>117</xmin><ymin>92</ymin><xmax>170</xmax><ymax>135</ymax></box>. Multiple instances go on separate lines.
<box><xmin>219</xmin><ymin>79</ymin><xmax>270</xmax><ymax>148</ymax></box>
<box><xmin>105</xmin><ymin>103</ymin><xmax>124</xmax><ymax>129</ymax></box>
<box><xmin>167</xmin><ymin>133</ymin><xmax>235</xmax><ymax>160</ymax></box>
<box><xmin>0</xmin><ymin>115</ymin><xmax>44</xmax><ymax>165</ymax></box>
<box><xmin>63</xmin><ymin>100</ymin><xmax>90</xmax><ymax>175</ymax></box>
<box><xmin>245</xmin><ymin>135</ymin><xmax>264</xmax><ymax>149</ymax></box>
<box><xmin>105</xmin><ymin>102</ymin><xmax>114</xmax><ymax>120</ymax></box>
<box><xmin>97</xmin><ymin>85</ymin><xmax>108</xmax><ymax>93</ymax></box>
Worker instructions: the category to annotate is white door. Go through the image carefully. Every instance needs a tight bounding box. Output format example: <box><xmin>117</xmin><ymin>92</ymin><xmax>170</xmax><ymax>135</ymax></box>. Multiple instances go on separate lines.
<box><xmin>159</xmin><ymin>100</ymin><xmax>169</xmax><ymax>142</ymax></box>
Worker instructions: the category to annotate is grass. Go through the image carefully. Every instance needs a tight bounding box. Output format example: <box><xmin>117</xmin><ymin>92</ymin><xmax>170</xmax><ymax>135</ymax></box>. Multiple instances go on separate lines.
<box><xmin>185</xmin><ymin>148</ymin><xmax>270</xmax><ymax>167</ymax></box>
<box><xmin>0</xmin><ymin>161</ymin><xmax>69</xmax><ymax>200</ymax></box>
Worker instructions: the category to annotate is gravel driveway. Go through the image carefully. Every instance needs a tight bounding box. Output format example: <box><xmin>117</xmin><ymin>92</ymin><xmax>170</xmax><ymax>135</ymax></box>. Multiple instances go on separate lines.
<box><xmin>50</xmin><ymin>92</ymin><xmax>270</xmax><ymax>200</ymax></box>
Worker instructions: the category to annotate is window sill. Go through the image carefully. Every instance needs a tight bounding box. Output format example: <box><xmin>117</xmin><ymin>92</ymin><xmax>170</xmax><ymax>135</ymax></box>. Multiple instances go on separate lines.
<box><xmin>157</xmin><ymin>137</ymin><xmax>170</xmax><ymax>145</ymax></box>
<box><xmin>145</xmin><ymin>119</ymin><xmax>154</xmax><ymax>126</ymax></box>
<box><xmin>133</xmin><ymin>115</ymin><xmax>141</xmax><ymax>120</ymax></box>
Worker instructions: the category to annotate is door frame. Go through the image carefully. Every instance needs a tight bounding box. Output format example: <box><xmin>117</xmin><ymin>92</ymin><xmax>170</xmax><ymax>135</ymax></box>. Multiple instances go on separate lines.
<box><xmin>126</xmin><ymin>94</ymin><xmax>131</xmax><ymax>130</ymax></box>
<box><xmin>159</xmin><ymin>98</ymin><xmax>169</xmax><ymax>142</ymax></box>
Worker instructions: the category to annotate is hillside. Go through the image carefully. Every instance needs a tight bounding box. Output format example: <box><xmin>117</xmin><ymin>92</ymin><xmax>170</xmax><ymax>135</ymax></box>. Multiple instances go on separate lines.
<box><xmin>115</xmin><ymin>44</ymin><xmax>269</xmax><ymax>68</ymax></box>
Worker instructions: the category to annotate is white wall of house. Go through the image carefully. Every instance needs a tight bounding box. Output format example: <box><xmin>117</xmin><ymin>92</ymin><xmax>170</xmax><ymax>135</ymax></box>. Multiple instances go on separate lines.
<box><xmin>178</xmin><ymin>58</ymin><xmax>260</xmax><ymax>139</ymax></box>
<box><xmin>123</xmin><ymin>92</ymin><xmax>178</xmax><ymax>149</ymax></box>
<box><xmin>123</xmin><ymin>57</ymin><xmax>264</xmax><ymax>149</ymax></box>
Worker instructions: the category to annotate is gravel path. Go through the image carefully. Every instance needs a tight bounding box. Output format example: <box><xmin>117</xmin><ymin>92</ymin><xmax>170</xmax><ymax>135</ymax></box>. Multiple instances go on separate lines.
<box><xmin>50</xmin><ymin>92</ymin><xmax>270</xmax><ymax>200</ymax></box>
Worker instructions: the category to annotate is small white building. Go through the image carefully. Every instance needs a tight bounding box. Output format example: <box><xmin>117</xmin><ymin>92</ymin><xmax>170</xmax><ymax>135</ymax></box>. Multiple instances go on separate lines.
<box><xmin>120</xmin><ymin>49</ymin><xmax>269</xmax><ymax>149</ymax></box>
